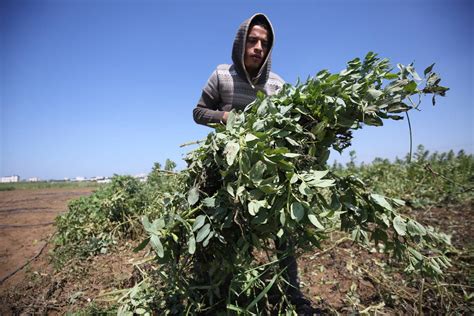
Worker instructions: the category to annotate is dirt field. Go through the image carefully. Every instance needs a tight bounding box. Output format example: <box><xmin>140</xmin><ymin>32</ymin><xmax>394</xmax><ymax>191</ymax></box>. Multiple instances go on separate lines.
<box><xmin>0</xmin><ymin>188</ymin><xmax>95</xmax><ymax>282</ymax></box>
<box><xmin>0</xmin><ymin>188</ymin><xmax>472</xmax><ymax>314</ymax></box>
<box><xmin>0</xmin><ymin>188</ymin><xmax>94</xmax><ymax>313</ymax></box>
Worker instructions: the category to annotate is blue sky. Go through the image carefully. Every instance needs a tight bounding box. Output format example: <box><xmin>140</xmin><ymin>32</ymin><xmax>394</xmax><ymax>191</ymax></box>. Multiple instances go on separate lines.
<box><xmin>1</xmin><ymin>0</ymin><xmax>472</xmax><ymax>180</ymax></box>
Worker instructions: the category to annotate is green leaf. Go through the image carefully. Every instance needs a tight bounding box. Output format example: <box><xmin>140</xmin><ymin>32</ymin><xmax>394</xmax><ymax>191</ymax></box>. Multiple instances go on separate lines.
<box><xmin>236</xmin><ymin>186</ymin><xmax>245</xmax><ymax>196</ymax></box>
<box><xmin>367</xmin><ymin>88</ymin><xmax>383</xmax><ymax>100</ymax></box>
<box><xmin>407</xmin><ymin>66</ymin><xmax>422</xmax><ymax>81</ymax></box>
<box><xmin>153</xmin><ymin>218</ymin><xmax>166</xmax><ymax>230</ymax></box>
<box><xmin>257</xmin><ymin>98</ymin><xmax>269</xmax><ymax>115</ymax></box>
<box><xmin>384</xmin><ymin>73</ymin><xmax>398</xmax><ymax>79</ymax></box>
<box><xmin>403</xmin><ymin>80</ymin><xmax>418</xmax><ymax>93</ymax></box>
<box><xmin>309</xmin><ymin>170</ymin><xmax>329</xmax><ymax>181</ymax></box>
<box><xmin>192</xmin><ymin>215</ymin><xmax>206</xmax><ymax>232</ymax></box>
<box><xmin>202</xmin><ymin>197</ymin><xmax>215</xmax><ymax>207</ymax></box>
<box><xmin>290</xmin><ymin>173</ymin><xmax>299</xmax><ymax>184</ymax></box>
<box><xmin>393</xmin><ymin>215</ymin><xmax>407</xmax><ymax>236</ymax></box>
<box><xmin>133</xmin><ymin>237</ymin><xmax>150</xmax><ymax>253</ymax></box>
<box><xmin>188</xmin><ymin>235</ymin><xmax>196</xmax><ymax>254</ymax></box>
<box><xmin>308</xmin><ymin>179</ymin><xmax>335</xmax><ymax>188</ymax></box>
<box><xmin>226</xmin><ymin>183</ymin><xmax>235</xmax><ymax>197</ymax></box>
<box><xmin>142</xmin><ymin>216</ymin><xmax>161</xmax><ymax>236</ymax></box>
<box><xmin>429</xmin><ymin>258</ymin><xmax>443</xmax><ymax>275</ymax></box>
<box><xmin>252</xmin><ymin>119</ymin><xmax>266</xmax><ymax>131</ymax></box>
<box><xmin>248</xmin><ymin>200</ymin><xmax>268</xmax><ymax>216</ymax></box>
<box><xmin>424</xmin><ymin>63</ymin><xmax>435</xmax><ymax>76</ymax></box>
<box><xmin>224</xmin><ymin>141</ymin><xmax>240</xmax><ymax>166</ymax></box>
<box><xmin>363</xmin><ymin>114</ymin><xmax>383</xmax><ymax>126</ymax></box>
<box><xmin>282</xmin><ymin>153</ymin><xmax>301</xmax><ymax>158</ymax></box>
<box><xmin>299</xmin><ymin>182</ymin><xmax>311</xmax><ymax>196</ymax></box>
<box><xmin>308</xmin><ymin>213</ymin><xmax>324</xmax><ymax>230</ymax></box>
<box><xmin>285</xmin><ymin>137</ymin><xmax>300</xmax><ymax>147</ymax></box>
<box><xmin>406</xmin><ymin>220</ymin><xmax>427</xmax><ymax>236</ymax></box>
<box><xmin>187</xmin><ymin>187</ymin><xmax>199</xmax><ymax>206</ymax></box>
<box><xmin>387</xmin><ymin>102</ymin><xmax>411</xmax><ymax>113</ymax></box>
<box><xmin>370</xmin><ymin>194</ymin><xmax>393</xmax><ymax>211</ymax></box>
<box><xmin>408</xmin><ymin>247</ymin><xmax>423</xmax><ymax>261</ymax></box>
<box><xmin>249</xmin><ymin>161</ymin><xmax>266</xmax><ymax>183</ymax></box>
<box><xmin>280</xmin><ymin>210</ymin><xmax>286</xmax><ymax>225</ymax></box>
<box><xmin>141</xmin><ymin>216</ymin><xmax>151</xmax><ymax>230</ymax></box>
<box><xmin>311</xmin><ymin>122</ymin><xmax>326</xmax><ymax>140</ymax></box>
<box><xmin>259</xmin><ymin>184</ymin><xmax>279</xmax><ymax>194</ymax></box>
<box><xmin>245</xmin><ymin>133</ymin><xmax>259</xmax><ymax>143</ymax></box>
<box><xmin>203</xmin><ymin>231</ymin><xmax>214</xmax><ymax>247</ymax></box>
<box><xmin>196</xmin><ymin>223</ymin><xmax>211</xmax><ymax>242</ymax></box>
<box><xmin>380</xmin><ymin>213</ymin><xmax>390</xmax><ymax>227</ymax></box>
<box><xmin>290</xmin><ymin>202</ymin><xmax>305</xmax><ymax>222</ymax></box>
<box><xmin>226</xmin><ymin>111</ymin><xmax>237</xmax><ymax>130</ymax></box>
<box><xmin>248</xmin><ymin>200</ymin><xmax>260</xmax><ymax>216</ymax></box>
<box><xmin>150</xmin><ymin>235</ymin><xmax>164</xmax><ymax>257</ymax></box>
<box><xmin>276</xmin><ymin>228</ymin><xmax>284</xmax><ymax>238</ymax></box>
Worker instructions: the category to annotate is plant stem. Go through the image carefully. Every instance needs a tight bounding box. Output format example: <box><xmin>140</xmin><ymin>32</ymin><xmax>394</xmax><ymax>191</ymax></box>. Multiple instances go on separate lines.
<box><xmin>418</xmin><ymin>277</ymin><xmax>425</xmax><ymax>315</ymax></box>
<box><xmin>406</xmin><ymin>112</ymin><xmax>413</xmax><ymax>163</ymax></box>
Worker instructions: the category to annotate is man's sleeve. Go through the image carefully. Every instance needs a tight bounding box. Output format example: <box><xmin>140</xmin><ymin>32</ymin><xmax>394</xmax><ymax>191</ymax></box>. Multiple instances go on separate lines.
<box><xmin>193</xmin><ymin>70</ymin><xmax>225</xmax><ymax>126</ymax></box>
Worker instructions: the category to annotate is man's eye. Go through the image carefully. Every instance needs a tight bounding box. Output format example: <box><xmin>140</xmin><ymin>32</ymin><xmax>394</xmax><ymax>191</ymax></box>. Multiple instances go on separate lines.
<box><xmin>247</xmin><ymin>38</ymin><xmax>269</xmax><ymax>48</ymax></box>
<box><xmin>247</xmin><ymin>38</ymin><xmax>258</xmax><ymax>44</ymax></box>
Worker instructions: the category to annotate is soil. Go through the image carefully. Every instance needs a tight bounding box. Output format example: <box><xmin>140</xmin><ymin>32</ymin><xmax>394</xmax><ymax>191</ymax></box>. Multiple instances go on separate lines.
<box><xmin>0</xmin><ymin>188</ymin><xmax>95</xmax><ymax>283</ymax></box>
<box><xmin>0</xmin><ymin>189</ymin><xmax>472</xmax><ymax>315</ymax></box>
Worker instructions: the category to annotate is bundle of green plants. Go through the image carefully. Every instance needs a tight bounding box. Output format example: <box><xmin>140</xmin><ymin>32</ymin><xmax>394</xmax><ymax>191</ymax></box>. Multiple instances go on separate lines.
<box><xmin>118</xmin><ymin>53</ymin><xmax>452</xmax><ymax>314</ymax></box>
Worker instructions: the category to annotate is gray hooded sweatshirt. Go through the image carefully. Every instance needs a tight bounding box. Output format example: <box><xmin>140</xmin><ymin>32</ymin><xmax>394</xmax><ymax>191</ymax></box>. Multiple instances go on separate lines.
<box><xmin>193</xmin><ymin>13</ymin><xmax>285</xmax><ymax>126</ymax></box>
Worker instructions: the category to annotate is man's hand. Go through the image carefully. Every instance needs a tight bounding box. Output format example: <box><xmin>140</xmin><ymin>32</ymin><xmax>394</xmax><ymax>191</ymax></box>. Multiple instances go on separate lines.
<box><xmin>221</xmin><ymin>111</ymin><xmax>229</xmax><ymax>124</ymax></box>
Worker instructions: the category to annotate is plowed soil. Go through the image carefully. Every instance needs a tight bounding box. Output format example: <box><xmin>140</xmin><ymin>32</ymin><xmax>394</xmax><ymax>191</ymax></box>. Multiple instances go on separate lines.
<box><xmin>0</xmin><ymin>188</ymin><xmax>95</xmax><ymax>283</ymax></box>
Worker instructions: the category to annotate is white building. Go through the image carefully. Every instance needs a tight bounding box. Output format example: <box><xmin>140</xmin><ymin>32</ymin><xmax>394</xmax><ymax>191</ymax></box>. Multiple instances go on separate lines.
<box><xmin>134</xmin><ymin>173</ymin><xmax>148</xmax><ymax>183</ymax></box>
<box><xmin>97</xmin><ymin>178</ymin><xmax>112</xmax><ymax>184</ymax></box>
<box><xmin>27</xmin><ymin>177</ymin><xmax>39</xmax><ymax>182</ymax></box>
<box><xmin>1</xmin><ymin>175</ymin><xmax>20</xmax><ymax>183</ymax></box>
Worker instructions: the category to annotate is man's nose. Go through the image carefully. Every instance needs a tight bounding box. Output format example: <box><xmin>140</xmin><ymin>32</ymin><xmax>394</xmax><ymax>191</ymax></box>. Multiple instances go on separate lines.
<box><xmin>255</xmin><ymin>40</ymin><xmax>262</xmax><ymax>52</ymax></box>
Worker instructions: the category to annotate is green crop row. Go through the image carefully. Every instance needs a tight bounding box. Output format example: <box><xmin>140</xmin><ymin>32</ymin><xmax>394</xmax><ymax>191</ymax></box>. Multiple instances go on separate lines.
<box><xmin>333</xmin><ymin>145</ymin><xmax>473</xmax><ymax>208</ymax></box>
<box><xmin>52</xmin><ymin>161</ymin><xmax>180</xmax><ymax>267</ymax></box>
<box><xmin>0</xmin><ymin>181</ymin><xmax>99</xmax><ymax>191</ymax></box>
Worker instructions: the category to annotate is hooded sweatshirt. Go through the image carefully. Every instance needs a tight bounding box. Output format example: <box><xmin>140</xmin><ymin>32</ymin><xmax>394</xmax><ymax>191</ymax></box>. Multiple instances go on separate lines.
<box><xmin>193</xmin><ymin>13</ymin><xmax>285</xmax><ymax>126</ymax></box>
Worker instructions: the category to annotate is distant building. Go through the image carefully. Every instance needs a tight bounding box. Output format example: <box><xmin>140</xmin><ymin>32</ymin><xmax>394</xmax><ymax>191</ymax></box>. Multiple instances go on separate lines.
<box><xmin>134</xmin><ymin>173</ymin><xmax>148</xmax><ymax>183</ymax></box>
<box><xmin>97</xmin><ymin>178</ymin><xmax>112</xmax><ymax>184</ymax></box>
<box><xmin>1</xmin><ymin>175</ymin><xmax>20</xmax><ymax>183</ymax></box>
<box><xmin>27</xmin><ymin>177</ymin><xmax>39</xmax><ymax>182</ymax></box>
<box><xmin>74</xmin><ymin>176</ymin><xmax>86</xmax><ymax>182</ymax></box>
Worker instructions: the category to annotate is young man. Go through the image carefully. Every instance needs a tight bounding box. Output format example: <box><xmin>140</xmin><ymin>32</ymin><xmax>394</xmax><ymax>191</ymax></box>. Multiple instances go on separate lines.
<box><xmin>193</xmin><ymin>13</ymin><xmax>284</xmax><ymax>126</ymax></box>
<box><xmin>192</xmin><ymin>13</ymin><xmax>315</xmax><ymax>314</ymax></box>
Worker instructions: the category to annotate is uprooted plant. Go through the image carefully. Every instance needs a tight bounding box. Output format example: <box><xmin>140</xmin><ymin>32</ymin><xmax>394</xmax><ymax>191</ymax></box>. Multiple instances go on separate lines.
<box><xmin>118</xmin><ymin>52</ymin><xmax>452</xmax><ymax>315</ymax></box>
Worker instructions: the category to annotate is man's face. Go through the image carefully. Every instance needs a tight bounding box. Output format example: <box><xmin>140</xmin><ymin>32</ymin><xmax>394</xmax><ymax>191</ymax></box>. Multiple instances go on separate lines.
<box><xmin>244</xmin><ymin>25</ymin><xmax>269</xmax><ymax>74</ymax></box>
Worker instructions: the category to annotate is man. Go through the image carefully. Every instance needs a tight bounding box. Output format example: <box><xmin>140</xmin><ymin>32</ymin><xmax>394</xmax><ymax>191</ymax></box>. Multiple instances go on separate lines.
<box><xmin>192</xmin><ymin>13</ymin><xmax>315</xmax><ymax>314</ymax></box>
<box><xmin>193</xmin><ymin>13</ymin><xmax>284</xmax><ymax>126</ymax></box>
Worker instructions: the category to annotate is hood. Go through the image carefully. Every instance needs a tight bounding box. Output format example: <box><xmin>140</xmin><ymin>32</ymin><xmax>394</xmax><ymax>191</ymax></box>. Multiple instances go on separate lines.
<box><xmin>232</xmin><ymin>13</ymin><xmax>275</xmax><ymax>86</ymax></box>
